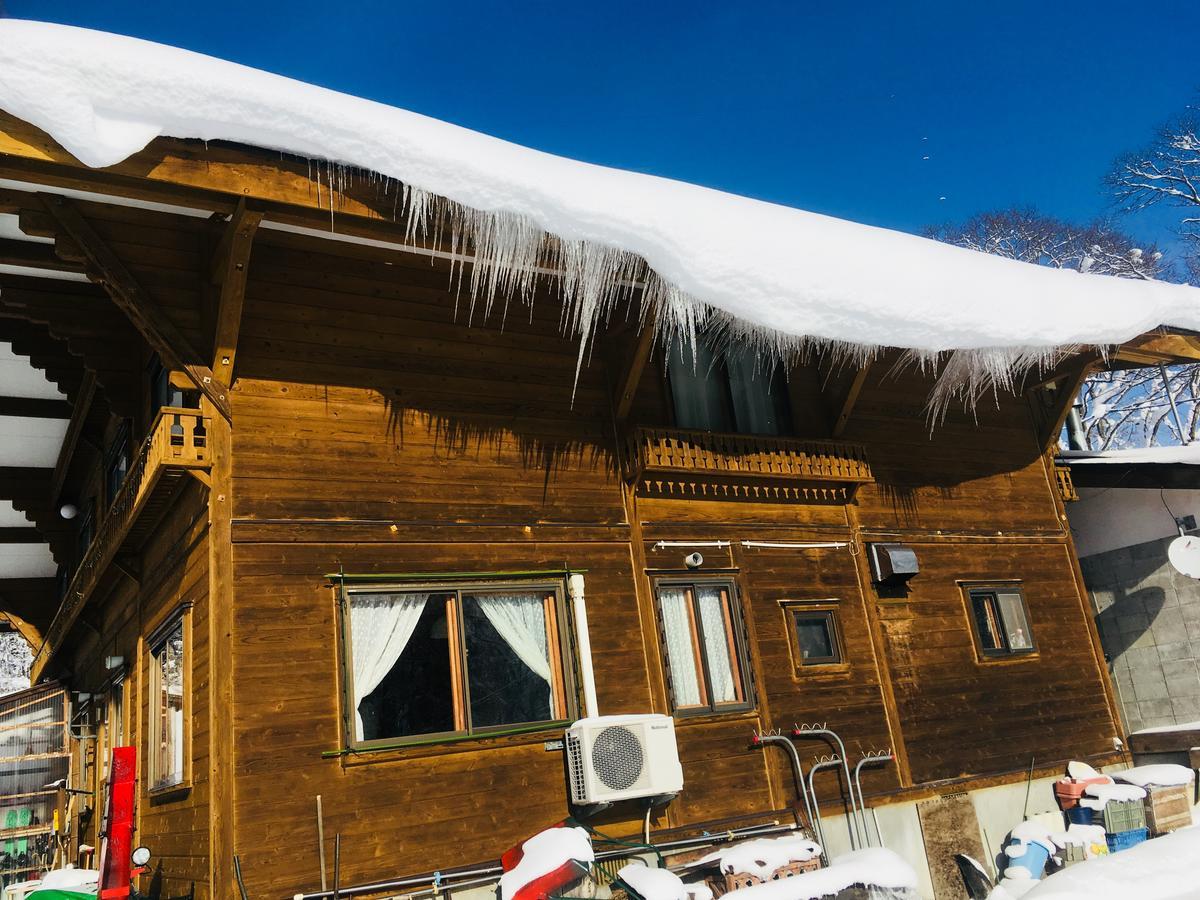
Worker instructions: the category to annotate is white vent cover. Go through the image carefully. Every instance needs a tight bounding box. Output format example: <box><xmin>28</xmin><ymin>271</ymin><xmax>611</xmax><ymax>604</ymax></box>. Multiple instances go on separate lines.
<box><xmin>565</xmin><ymin>714</ymin><xmax>683</xmax><ymax>805</ymax></box>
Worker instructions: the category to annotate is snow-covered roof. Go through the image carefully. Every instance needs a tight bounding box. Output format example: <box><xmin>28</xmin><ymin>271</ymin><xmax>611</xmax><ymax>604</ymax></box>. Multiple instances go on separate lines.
<box><xmin>2</xmin><ymin>20</ymin><xmax>1200</xmax><ymax>403</ymax></box>
<box><xmin>1060</xmin><ymin>446</ymin><xmax>1200</xmax><ymax>466</ymax></box>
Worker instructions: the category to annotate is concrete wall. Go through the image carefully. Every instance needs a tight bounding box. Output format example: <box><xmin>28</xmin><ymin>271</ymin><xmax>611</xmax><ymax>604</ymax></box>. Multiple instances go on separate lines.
<box><xmin>1070</xmin><ymin>487</ymin><xmax>1200</xmax><ymax>558</ymax></box>
<box><xmin>1079</xmin><ymin>535</ymin><xmax>1200</xmax><ymax>731</ymax></box>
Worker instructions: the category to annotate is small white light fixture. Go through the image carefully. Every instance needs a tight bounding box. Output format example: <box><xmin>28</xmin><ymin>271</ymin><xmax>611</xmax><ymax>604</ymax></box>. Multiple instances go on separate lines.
<box><xmin>131</xmin><ymin>846</ymin><xmax>151</xmax><ymax>867</ymax></box>
<box><xmin>59</xmin><ymin>503</ymin><xmax>78</xmax><ymax>520</ymax></box>
<box><xmin>104</xmin><ymin>655</ymin><xmax>124</xmax><ymax>672</ymax></box>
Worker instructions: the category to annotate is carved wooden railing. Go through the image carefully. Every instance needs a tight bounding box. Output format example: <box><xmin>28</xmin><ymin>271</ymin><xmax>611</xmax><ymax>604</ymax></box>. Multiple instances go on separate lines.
<box><xmin>31</xmin><ymin>408</ymin><xmax>210</xmax><ymax>679</ymax></box>
<box><xmin>1054</xmin><ymin>462</ymin><xmax>1079</xmax><ymax>502</ymax></box>
<box><xmin>625</xmin><ymin>427</ymin><xmax>873</xmax><ymax>501</ymax></box>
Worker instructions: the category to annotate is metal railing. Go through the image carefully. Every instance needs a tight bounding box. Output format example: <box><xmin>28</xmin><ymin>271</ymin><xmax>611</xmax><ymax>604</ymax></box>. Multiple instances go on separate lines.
<box><xmin>31</xmin><ymin>408</ymin><xmax>210</xmax><ymax>676</ymax></box>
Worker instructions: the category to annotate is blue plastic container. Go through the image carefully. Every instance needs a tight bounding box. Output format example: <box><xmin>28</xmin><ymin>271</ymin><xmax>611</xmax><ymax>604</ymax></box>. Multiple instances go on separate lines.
<box><xmin>1004</xmin><ymin>840</ymin><xmax>1051</xmax><ymax>879</ymax></box>
<box><xmin>1064</xmin><ymin>807</ymin><xmax>1097</xmax><ymax>826</ymax></box>
<box><xmin>1106</xmin><ymin>827</ymin><xmax>1149</xmax><ymax>854</ymax></box>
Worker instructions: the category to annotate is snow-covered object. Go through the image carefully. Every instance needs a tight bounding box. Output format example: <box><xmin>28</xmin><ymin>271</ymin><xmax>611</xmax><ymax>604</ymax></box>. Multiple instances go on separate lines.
<box><xmin>3</xmin><ymin>21</ymin><xmax>1200</xmax><ymax>411</ymax></box>
<box><xmin>1061</xmin><ymin>446</ymin><xmax>1200</xmax><ymax>465</ymax></box>
<box><xmin>39</xmin><ymin>867</ymin><xmax>100</xmax><ymax>890</ymax></box>
<box><xmin>719</xmin><ymin>848</ymin><xmax>917</xmax><ymax>900</ymax></box>
<box><xmin>1111</xmin><ymin>764</ymin><xmax>1196</xmax><ymax>788</ymax></box>
<box><xmin>1057</xmin><ymin>824</ymin><xmax>1106</xmax><ymax>849</ymax></box>
<box><xmin>617</xmin><ymin>864</ymin><xmax>713</xmax><ymax>900</ymax></box>
<box><xmin>497</xmin><ymin>826</ymin><xmax>594</xmax><ymax>900</ymax></box>
<box><xmin>693</xmin><ymin>835</ymin><xmax>823</xmax><ymax>878</ymax></box>
<box><xmin>1064</xmin><ymin>761</ymin><xmax>1103</xmax><ymax>780</ymax></box>
<box><xmin>1005</xmin><ymin>821</ymin><xmax>1061</xmax><ymax>857</ymax></box>
<box><xmin>1023</xmin><ymin>824</ymin><xmax>1200</xmax><ymax>900</ymax></box>
<box><xmin>1078</xmin><ymin>782</ymin><xmax>1146</xmax><ymax>811</ymax></box>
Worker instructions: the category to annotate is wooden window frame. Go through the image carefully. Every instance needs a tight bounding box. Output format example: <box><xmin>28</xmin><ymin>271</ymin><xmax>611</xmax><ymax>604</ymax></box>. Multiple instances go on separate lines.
<box><xmin>339</xmin><ymin>579</ymin><xmax>578</xmax><ymax>751</ymax></box>
<box><xmin>784</xmin><ymin>604</ymin><xmax>843</xmax><ymax>667</ymax></box>
<box><xmin>652</xmin><ymin>577</ymin><xmax>755</xmax><ymax>718</ymax></box>
<box><xmin>147</xmin><ymin>607</ymin><xmax>191</xmax><ymax>795</ymax></box>
<box><xmin>962</xmin><ymin>582</ymin><xmax>1037</xmax><ymax>660</ymax></box>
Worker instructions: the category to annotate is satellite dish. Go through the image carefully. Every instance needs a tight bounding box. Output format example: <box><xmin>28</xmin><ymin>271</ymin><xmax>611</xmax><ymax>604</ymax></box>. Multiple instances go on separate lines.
<box><xmin>1168</xmin><ymin>535</ymin><xmax>1200</xmax><ymax>579</ymax></box>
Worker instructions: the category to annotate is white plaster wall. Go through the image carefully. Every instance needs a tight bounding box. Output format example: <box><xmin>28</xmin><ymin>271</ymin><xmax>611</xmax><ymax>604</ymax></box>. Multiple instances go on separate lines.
<box><xmin>1070</xmin><ymin>487</ymin><xmax>1200</xmax><ymax>557</ymax></box>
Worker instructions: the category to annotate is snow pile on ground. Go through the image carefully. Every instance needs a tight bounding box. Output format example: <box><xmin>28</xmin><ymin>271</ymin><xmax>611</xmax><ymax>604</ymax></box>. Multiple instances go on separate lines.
<box><xmin>1078</xmin><ymin>782</ymin><xmax>1146</xmax><ymax>810</ymax></box>
<box><xmin>497</xmin><ymin>826</ymin><xmax>594</xmax><ymax>900</ymax></box>
<box><xmin>693</xmin><ymin>834</ymin><xmax>823</xmax><ymax>877</ymax></box>
<box><xmin>1061</xmin><ymin>446</ymin><xmax>1200</xmax><ymax>466</ymax></box>
<box><xmin>3</xmin><ymin>20</ymin><xmax>1200</xmax><ymax>411</ymax></box>
<box><xmin>1022</xmin><ymin>824</ymin><xmax>1200</xmax><ymax>900</ymax></box>
<box><xmin>617</xmin><ymin>863</ymin><xmax>713</xmax><ymax>900</ymax></box>
<box><xmin>720</xmin><ymin>848</ymin><xmax>917</xmax><ymax>900</ymax></box>
<box><xmin>1111</xmin><ymin>765</ymin><xmax>1196</xmax><ymax>788</ymax></box>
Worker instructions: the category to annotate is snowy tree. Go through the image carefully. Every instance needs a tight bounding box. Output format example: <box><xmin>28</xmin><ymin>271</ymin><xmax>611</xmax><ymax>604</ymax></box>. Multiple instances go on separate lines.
<box><xmin>0</xmin><ymin>631</ymin><xmax>33</xmax><ymax>697</ymax></box>
<box><xmin>929</xmin><ymin>208</ymin><xmax>1197</xmax><ymax>449</ymax></box>
<box><xmin>1110</xmin><ymin>108</ymin><xmax>1200</xmax><ymax>283</ymax></box>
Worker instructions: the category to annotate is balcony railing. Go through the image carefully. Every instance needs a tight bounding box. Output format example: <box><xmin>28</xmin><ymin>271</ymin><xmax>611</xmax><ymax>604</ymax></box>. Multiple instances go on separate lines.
<box><xmin>31</xmin><ymin>408</ymin><xmax>210</xmax><ymax>679</ymax></box>
<box><xmin>625</xmin><ymin>426</ymin><xmax>873</xmax><ymax>501</ymax></box>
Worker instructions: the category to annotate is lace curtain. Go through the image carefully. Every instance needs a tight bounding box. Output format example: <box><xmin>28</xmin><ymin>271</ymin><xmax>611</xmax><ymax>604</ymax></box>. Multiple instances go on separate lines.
<box><xmin>349</xmin><ymin>592</ymin><xmax>429</xmax><ymax>740</ymax></box>
<box><xmin>473</xmin><ymin>593</ymin><xmax>554</xmax><ymax>709</ymax></box>
<box><xmin>696</xmin><ymin>586</ymin><xmax>736</xmax><ymax>703</ymax></box>
<box><xmin>659</xmin><ymin>587</ymin><xmax>702</xmax><ymax>707</ymax></box>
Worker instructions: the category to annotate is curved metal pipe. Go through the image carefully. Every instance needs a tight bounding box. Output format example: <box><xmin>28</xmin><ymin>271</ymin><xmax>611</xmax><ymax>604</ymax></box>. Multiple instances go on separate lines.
<box><xmin>753</xmin><ymin>733</ymin><xmax>819</xmax><ymax>845</ymax></box>
<box><xmin>794</xmin><ymin>725</ymin><xmax>862</xmax><ymax>850</ymax></box>
<box><xmin>805</xmin><ymin>757</ymin><xmax>846</xmax><ymax>855</ymax></box>
<box><xmin>852</xmin><ymin>751</ymin><xmax>894</xmax><ymax>848</ymax></box>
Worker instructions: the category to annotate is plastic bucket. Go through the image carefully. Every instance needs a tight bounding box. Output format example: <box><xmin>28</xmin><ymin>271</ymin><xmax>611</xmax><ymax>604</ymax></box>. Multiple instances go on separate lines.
<box><xmin>1005</xmin><ymin>841</ymin><xmax>1051</xmax><ymax>879</ymax></box>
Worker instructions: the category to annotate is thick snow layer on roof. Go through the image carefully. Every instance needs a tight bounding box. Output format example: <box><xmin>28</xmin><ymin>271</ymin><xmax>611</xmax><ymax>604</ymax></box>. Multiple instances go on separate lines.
<box><xmin>1023</xmin><ymin>825</ymin><xmax>1200</xmax><ymax>900</ymax></box>
<box><xmin>1061</xmin><ymin>446</ymin><xmax>1200</xmax><ymax>466</ymax></box>
<box><xmin>720</xmin><ymin>848</ymin><xmax>917</xmax><ymax>900</ymax></box>
<box><xmin>3</xmin><ymin>19</ymin><xmax>1200</xmax><ymax>405</ymax></box>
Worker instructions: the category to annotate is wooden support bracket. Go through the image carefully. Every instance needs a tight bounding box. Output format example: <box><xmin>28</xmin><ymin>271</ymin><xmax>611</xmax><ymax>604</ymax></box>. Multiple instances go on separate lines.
<box><xmin>38</xmin><ymin>194</ymin><xmax>232</xmax><ymax>420</ymax></box>
<box><xmin>613</xmin><ymin>323</ymin><xmax>657</xmax><ymax>423</ymax></box>
<box><xmin>209</xmin><ymin>198</ymin><xmax>262</xmax><ymax>383</ymax></box>
<box><xmin>831</xmin><ymin>362</ymin><xmax>872</xmax><ymax>438</ymax></box>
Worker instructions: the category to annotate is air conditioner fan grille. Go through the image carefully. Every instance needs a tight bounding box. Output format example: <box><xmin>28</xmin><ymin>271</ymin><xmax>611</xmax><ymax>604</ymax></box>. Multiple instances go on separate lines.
<box><xmin>591</xmin><ymin>725</ymin><xmax>644</xmax><ymax>791</ymax></box>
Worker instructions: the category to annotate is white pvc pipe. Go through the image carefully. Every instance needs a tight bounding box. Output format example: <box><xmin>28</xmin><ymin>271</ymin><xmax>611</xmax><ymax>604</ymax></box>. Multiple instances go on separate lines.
<box><xmin>567</xmin><ymin>573</ymin><xmax>599</xmax><ymax>718</ymax></box>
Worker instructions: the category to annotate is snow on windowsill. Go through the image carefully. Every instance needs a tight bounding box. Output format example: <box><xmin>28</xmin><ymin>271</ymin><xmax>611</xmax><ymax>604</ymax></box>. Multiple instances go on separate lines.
<box><xmin>3</xmin><ymin>20</ymin><xmax>1200</xmax><ymax>412</ymax></box>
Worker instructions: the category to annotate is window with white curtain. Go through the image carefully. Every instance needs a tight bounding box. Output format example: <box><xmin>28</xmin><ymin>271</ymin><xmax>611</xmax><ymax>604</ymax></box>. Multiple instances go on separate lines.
<box><xmin>966</xmin><ymin>585</ymin><xmax>1036</xmax><ymax>658</ymax></box>
<box><xmin>343</xmin><ymin>582</ymin><xmax>573</xmax><ymax>746</ymax></box>
<box><xmin>667</xmin><ymin>339</ymin><xmax>793</xmax><ymax>435</ymax></box>
<box><xmin>149</xmin><ymin>617</ymin><xmax>186</xmax><ymax>790</ymax></box>
<box><xmin>654</xmin><ymin>580</ymin><xmax>751</xmax><ymax>715</ymax></box>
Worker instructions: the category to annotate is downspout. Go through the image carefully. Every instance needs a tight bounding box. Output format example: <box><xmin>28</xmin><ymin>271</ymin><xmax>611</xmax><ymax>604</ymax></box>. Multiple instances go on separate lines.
<box><xmin>568</xmin><ymin>573</ymin><xmax>599</xmax><ymax>718</ymax></box>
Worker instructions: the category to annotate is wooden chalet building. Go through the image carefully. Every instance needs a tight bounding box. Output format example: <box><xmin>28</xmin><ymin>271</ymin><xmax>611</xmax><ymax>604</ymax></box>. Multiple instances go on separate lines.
<box><xmin>3</xmin><ymin>22</ymin><xmax>1200</xmax><ymax>900</ymax></box>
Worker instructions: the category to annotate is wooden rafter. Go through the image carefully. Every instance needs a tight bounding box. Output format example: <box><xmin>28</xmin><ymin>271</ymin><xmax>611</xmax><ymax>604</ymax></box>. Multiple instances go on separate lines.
<box><xmin>0</xmin><ymin>527</ymin><xmax>45</xmax><ymax>543</ymax></box>
<box><xmin>831</xmin><ymin>362</ymin><xmax>872</xmax><ymax>438</ymax></box>
<box><xmin>49</xmin><ymin>370</ymin><xmax>96</xmax><ymax>507</ymax></box>
<box><xmin>209</xmin><ymin>198</ymin><xmax>262</xmax><ymax>382</ymax></box>
<box><xmin>0</xmin><ymin>237</ymin><xmax>84</xmax><ymax>274</ymax></box>
<box><xmin>0</xmin><ymin>395</ymin><xmax>71</xmax><ymax>418</ymax></box>
<box><xmin>612</xmin><ymin>323</ymin><xmax>656</xmax><ymax>423</ymax></box>
<box><xmin>38</xmin><ymin>194</ymin><xmax>232</xmax><ymax>420</ymax></box>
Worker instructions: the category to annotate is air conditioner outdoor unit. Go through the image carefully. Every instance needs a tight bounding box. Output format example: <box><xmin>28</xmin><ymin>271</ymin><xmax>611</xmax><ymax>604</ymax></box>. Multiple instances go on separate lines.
<box><xmin>565</xmin><ymin>714</ymin><xmax>684</xmax><ymax>805</ymax></box>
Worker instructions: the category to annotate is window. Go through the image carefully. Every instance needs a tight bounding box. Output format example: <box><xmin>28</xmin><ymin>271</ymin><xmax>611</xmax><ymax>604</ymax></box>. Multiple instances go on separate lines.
<box><xmin>790</xmin><ymin>609</ymin><xmax>842</xmax><ymax>666</ymax></box>
<box><xmin>343</xmin><ymin>582</ymin><xmax>573</xmax><ymax>746</ymax></box>
<box><xmin>150</xmin><ymin>618</ymin><xmax>187</xmax><ymax>789</ymax></box>
<box><xmin>966</xmin><ymin>586</ymin><xmax>1035</xmax><ymax>657</ymax></box>
<box><xmin>654</xmin><ymin>579</ymin><xmax>751</xmax><ymax>715</ymax></box>
<box><xmin>105</xmin><ymin>424</ymin><xmax>131</xmax><ymax>508</ymax></box>
<box><xmin>667</xmin><ymin>340</ymin><xmax>792</xmax><ymax>435</ymax></box>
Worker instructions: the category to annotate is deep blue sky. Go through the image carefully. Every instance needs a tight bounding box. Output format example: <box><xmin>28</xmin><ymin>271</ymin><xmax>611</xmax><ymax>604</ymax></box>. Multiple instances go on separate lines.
<box><xmin>6</xmin><ymin>1</ymin><xmax>1200</xmax><ymax>255</ymax></box>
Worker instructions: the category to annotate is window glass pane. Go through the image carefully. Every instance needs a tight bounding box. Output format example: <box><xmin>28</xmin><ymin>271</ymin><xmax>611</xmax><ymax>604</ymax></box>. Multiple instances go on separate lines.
<box><xmin>696</xmin><ymin>586</ymin><xmax>740</xmax><ymax>703</ymax></box>
<box><xmin>997</xmin><ymin>592</ymin><xmax>1033</xmax><ymax>650</ymax></box>
<box><xmin>463</xmin><ymin>592</ymin><xmax>554</xmax><ymax>729</ymax></box>
<box><xmin>659</xmin><ymin>587</ymin><xmax>704</xmax><ymax>707</ymax></box>
<box><xmin>972</xmin><ymin>593</ymin><xmax>1002</xmax><ymax>651</ymax></box>
<box><xmin>725</xmin><ymin>353</ymin><xmax>792</xmax><ymax>435</ymax></box>
<box><xmin>352</xmin><ymin>592</ymin><xmax>453</xmax><ymax>741</ymax></box>
<box><xmin>668</xmin><ymin>341</ymin><xmax>734</xmax><ymax>432</ymax></box>
<box><xmin>155</xmin><ymin>622</ymin><xmax>184</xmax><ymax>786</ymax></box>
<box><xmin>795</xmin><ymin>615</ymin><xmax>835</xmax><ymax>662</ymax></box>
<box><xmin>106</xmin><ymin>438</ymin><xmax>129</xmax><ymax>504</ymax></box>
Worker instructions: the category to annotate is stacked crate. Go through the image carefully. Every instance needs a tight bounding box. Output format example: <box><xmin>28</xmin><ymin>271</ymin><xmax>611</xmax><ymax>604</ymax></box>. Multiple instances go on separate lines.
<box><xmin>1078</xmin><ymin>783</ymin><xmax>1149</xmax><ymax>854</ymax></box>
<box><xmin>1143</xmin><ymin>784</ymin><xmax>1192</xmax><ymax>835</ymax></box>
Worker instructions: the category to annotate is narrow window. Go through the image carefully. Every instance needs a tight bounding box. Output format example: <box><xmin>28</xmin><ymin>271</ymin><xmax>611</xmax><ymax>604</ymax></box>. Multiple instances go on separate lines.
<box><xmin>344</xmin><ymin>583</ymin><xmax>573</xmax><ymax>747</ymax></box>
<box><xmin>668</xmin><ymin>340</ymin><xmax>735</xmax><ymax>433</ymax></box>
<box><xmin>655</xmin><ymin>580</ymin><xmax>751</xmax><ymax>715</ymax></box>
<box><xmin>105</xmin><ymin>424</ymin><xmax>131</xmax><ymax>508</ymax></box>
<box><xmin>150</xmin><ymin>619</ymin><xmax>187</xmax><ymax>789</ymax></box>
<box><xmin>791</xmin><ymin>610</ymin><xmax>842</xmax><ymax>665</ymax></box>
<box><xmin>967</xmin><ymin>586</ymin><xmax>1035</xmax><ymax>657</ymax></box>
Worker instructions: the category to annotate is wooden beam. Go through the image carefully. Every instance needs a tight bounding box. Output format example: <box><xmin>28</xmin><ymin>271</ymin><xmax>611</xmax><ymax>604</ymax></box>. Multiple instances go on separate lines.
<box><xmin>0</xmin><ymin>466</ymin><xmax>51</xmax><ymax>500</ymax></box>
<box><xmin>0</xmin><ymin>237</ymin><xmax>84</xmax><ymax>274</ymax></box>
<box><xmin>38</xmin><ymin>194</ymin><xmax>232</xmax><ymax>420</ymax></box>
<box><xmin>0</xmin><ymin>527</ymin><xmax>46</xmax><ymax>543</ymax></box>
<box><xmin>209</xmin><ymin>198</ymin><xmax>262</xmax><ymax>381</ymax></box>
<box><xmin>1036</xmin><ymin>359</ymin><xmax>1098</xmax><ymax>450</ymax></box>
<box><xmin>613</xmin><ymin>323</ymin><xmax>656</xmax><ymax>423</ymax></box>
<box><xmin>831</xmin><ymin>362</ymin><xmax>872</xmax><ymax>438</ymax></box>
<box><xmin>49</xmin><ymin>370</ymin><xmax>96</xmax><ymax>507</ymax></box>
<box><xmin>0</xmin><ymin>395</ymin><xmax>71</xmax><ymax>418</ymax></box>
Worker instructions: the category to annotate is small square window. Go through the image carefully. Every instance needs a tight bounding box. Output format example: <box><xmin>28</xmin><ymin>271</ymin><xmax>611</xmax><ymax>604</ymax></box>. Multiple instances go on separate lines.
<box><xmin>791</xmin><ymin>610</ymin><xmax>841</xmax><ymax>665</ymax></box>
<box><xmin>966</xmin><ymin>585</ymin><xmax>1035</xmax><ymax>658</ymax></box>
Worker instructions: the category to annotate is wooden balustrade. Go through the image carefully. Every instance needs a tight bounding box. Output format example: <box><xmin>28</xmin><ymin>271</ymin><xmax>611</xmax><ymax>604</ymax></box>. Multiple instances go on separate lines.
<box><xmin>30</xmin><ymin>407</ymin><xmax>211</xmax><ymax>679</ymax></box>
<box><xmin>1054</xmin><ymin>463</ymin><xmax>1079</xmax><ymax>503</ymax></box>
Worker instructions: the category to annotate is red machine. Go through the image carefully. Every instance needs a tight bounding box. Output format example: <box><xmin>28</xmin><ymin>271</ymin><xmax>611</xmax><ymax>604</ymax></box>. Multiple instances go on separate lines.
<box><xmin>97</xmin><ymin>746</ymin><xmax>137</xmax><ymax>900</ymax></box>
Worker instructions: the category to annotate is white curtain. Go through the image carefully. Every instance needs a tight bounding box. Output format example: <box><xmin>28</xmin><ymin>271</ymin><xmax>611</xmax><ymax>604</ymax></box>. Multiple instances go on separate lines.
<box><xmin>997</xmin><ymin>592</ymin><xmax>1033</xmax><ymax>650</ymax></box>
<box><xmin>697</xmin><ymin>586</ymin><xmax>737</xmax><ymax>703</ymax></box>
<box><xmin>474</xmin><ymin>593</ymin><xmax>553</xmax><ymax>709</ymax></box>
<box><xmin>659</xmin><ymin>587</ymin><xmax>702</xmax><ymax>707</ymax></box>
<box><xmin>350</xmin><ymin>592</ymin><xmax>429</xmax><ymax>740</ymax></box>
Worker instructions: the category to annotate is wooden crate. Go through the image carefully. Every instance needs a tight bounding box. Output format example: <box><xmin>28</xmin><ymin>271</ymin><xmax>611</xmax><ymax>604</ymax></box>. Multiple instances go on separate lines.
<box><xmin>1144</xmin><ymin>785</ymin><xmax>1193</xmax><ymax>836</ymax></box>
<box><xmin>721</xmin><ymin>858</ymin><xmax>823</xmax><ymax>894</ymax></box>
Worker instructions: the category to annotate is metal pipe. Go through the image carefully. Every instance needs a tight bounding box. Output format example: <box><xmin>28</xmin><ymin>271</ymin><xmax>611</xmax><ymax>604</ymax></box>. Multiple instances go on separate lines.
<box><xmin>852</xmin><ymin>751</ymin><xmax>893</xmax><ymax>848</ymax></box>
<box><xmin>567</xmin><ymin>573</ymin><xmax>599</xmax><ymax>718</ymax></box>
<box><xmin>752</xmin><ymin>734</ymin><xmax>818</xmax><ymax>845</ymax></box>
<box><xmin>794</xmin><ymin>725</ymin><xmax>862</xmax><ymax>850</ymax></box>
<box><xmin>805</xmin><ymin>758</ymin><xmax>843</xmax><ymax>855</ymax></box>
<box><xmin>651</xmin><ymin>541</ymin><xmax>731</xmax><ymax>550</ymax></box>
<box><xmin>291</xmin><ymin>822</ymin><xmax>796</xmax><ymax>900</ymax></box>
<box><xmin>739</xmin><ymin>541</ymin><xmax>848</xmax><ymax>550</ymax></box>
<box><xmin>333</xmin><ymin>834</ymin><xmax>341</xmax><ymax>900</ymax></box>
<box><xmin>1160</xmin><ymin>364</ymin><xmax>1190</xmax><ymax>444</ymax></box>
